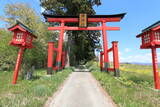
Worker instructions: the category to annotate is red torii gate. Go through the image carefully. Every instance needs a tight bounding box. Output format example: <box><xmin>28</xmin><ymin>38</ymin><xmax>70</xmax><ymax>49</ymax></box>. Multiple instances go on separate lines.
<box><xmin>43</xmin><ymin>13</ymin><xmax>125</xmax><ymax>73</ymax></box>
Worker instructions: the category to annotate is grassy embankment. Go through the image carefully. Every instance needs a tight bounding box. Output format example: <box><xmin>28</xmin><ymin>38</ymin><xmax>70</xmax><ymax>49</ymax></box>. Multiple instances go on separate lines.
<box><xmin>87</xmin><ymin>61</ymin><xmax>160</xmax><ymax>107</ymax></box>
<box><xmin>0</xmin><ymin>68</ymin><xmax>72</xmax><ymax>107</ymax></box>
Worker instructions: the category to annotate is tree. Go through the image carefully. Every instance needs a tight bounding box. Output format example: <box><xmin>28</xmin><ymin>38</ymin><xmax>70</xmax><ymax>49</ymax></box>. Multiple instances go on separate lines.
<box><xmin>40</xmin><ymin>0</ymin><xmax>102</xmax><ymax>65</ymax></box>
<box><xmin>0</xmin><ymin>29</ymin><xmax>17</xmax><ymax>71</ymax></box>
<box><xmin>0</xmin><ymin>3</ymin><xmax>54</xmax><ymax>71</ymax></box>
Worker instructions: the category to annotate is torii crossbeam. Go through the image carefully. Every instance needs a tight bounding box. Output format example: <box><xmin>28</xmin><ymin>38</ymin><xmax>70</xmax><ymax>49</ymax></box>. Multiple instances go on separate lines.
<box><xmin>43</xmin><ymin>13</ymin><xmax>125</xmax><ymax>73</ymax></box>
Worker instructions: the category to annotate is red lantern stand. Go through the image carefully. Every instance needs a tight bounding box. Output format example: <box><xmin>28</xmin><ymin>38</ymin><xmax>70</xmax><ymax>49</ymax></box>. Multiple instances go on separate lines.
<box><xmin>47</xmin><ymin>41</ymin><xmax>67</xmax><ymax>74</ymax></box>
<box><xmin>137</xmin><ymin>21</ymin><xmax>160</xmax><ymax>89</ymax></box>
<box><xmin>8</xmin><ymin>21</ymin><xmax>37</xmax><ymax>84</ymax></box>
<box><xmin>43</xmin><ymin>13</ymin><xmax>125</xmax><ymax>72</ymax></box>
<box><xmin>100</xmin><ymin>41</ymin><xmax>120</xmax><ymax>76</ymax></box>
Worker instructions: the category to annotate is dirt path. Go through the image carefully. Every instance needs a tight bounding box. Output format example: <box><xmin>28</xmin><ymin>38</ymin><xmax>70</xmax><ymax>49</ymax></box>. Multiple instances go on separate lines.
<box><xmin>47</xmin><ymin>68</ymin><xmax>116</xmax><ymax>107</ymax></box>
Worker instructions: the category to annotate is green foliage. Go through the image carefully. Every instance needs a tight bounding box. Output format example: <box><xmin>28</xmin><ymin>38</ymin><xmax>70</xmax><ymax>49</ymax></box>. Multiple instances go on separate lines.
<box><xmin>0</xmin><ymin>3</ymin><xmax>55</xmax><ymax>70</ymax></box>
<box><xmin>0</xmin><ymin>29</ymin><xmax>17</xmax><ymax>70</ymax></box>
<box><xmin>40</xmin><ymin>0</ymin><xmax>102</xmax><ymax>65</ymax></box>
<box><xmin>0</xmin><ymin>68</ymin><xmax>72</xmax><ymax>107</ymax></box>
<box><xmin>40</xmin><ymin>0</ymin><xmax>101</xmax><ymax>15</ymax></box>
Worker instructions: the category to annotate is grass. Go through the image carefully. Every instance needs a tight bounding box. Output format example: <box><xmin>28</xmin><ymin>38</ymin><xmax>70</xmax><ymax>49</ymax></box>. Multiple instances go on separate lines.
<box><xmin>87</xmin><ymin>61</ymin><xmax>160</xmax><ymax>107</ymax></box>
<box><xmin>120</xmin><ymin>63</ymin><xmax>156</xmax><ymax>75</ymax></box>
<box><xmin>119</xmin><ymin>64</ymin><xmax>155</xmax><ymax>87</ymax></box>
<box><xmin>0</xmin><ymin>68</ymin><xmax>72</xmax><ymax>107</ymax></box>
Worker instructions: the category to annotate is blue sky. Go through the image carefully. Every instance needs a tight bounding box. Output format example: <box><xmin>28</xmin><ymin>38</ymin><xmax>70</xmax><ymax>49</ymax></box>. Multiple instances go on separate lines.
<box><xmin>94</xmin><ymin>0</ymin><xmax>160</xmax><ymax>63</ymax></box>
<box><xmin>0</xmin><ymin>0</ymin><xmax>160</xmax><ymax>63</ymax></box>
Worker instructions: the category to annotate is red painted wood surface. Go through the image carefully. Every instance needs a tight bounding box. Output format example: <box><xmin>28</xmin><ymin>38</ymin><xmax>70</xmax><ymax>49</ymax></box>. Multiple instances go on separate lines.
<box><xmin>9</xmin><ymin>22</ymin><xmax>37</xmax><ymax>84</ymax></box>
<box><xmin>137</xmin><ymin>21</ymin><xmax>160</xmax><ymax>89</ymax></box>
<box><xmin>12</xmin><ymin>47</ymin><xmax>25</xmax><ymax>84</ymax></box>
<box><xmin>100</xmin><ymin>51</ymin><xmax>104</xmax><ymax>71</ymax></box>
<box><xmin>107</xmin><ymin>68</ymin><xmax>114</xmax><ymax>71</ymax></box>
<box><xmin>112</xmin><ymin>41</ymin><xmax>119</xmax><ymax>70</ymax></box>
<box><xmin>47</xmin><ymin>41</ymin><xmax>54</xmax><ymax>74</ymax></box>
<box><xmin>107</xmin><ymin>47</ymin><xmax>113</xmax><ymax>52</ymax></box>
<box><xmin>102</xmin><ymin>21</ymin><xmax>109</xmax><ymax>71</ymax></box>
<box><xmin>47</xmin><ymin>18</ymin><xmax>122</xmax><ymax>23</ymax></box>
<box><xmin>9</xmin><ymin>25</ymin><xmax>36</xmax><ymax>48</ymax></box>
<box><xmin>47</xmin><ymin>15</ymin><xmax>124</xmax><ymax>72</ymax></box>
<box><xmin>48</xmin><ymin>26</ymin><xmax>120</xmax><ymax>31</ymax></box>
<box><xmin>137</xmin><ymin>26</ymin><xmax>160</xmax><ymax>49</ymax></box>
<box><xmin>61</xmin><ymin>52</ymin><xmax>66</xmax><ymax>68</ymax></box>
<box><xmin>100</xmin><ymin>41</ymin><xmax>120</xmax><ymax>76</ymax></box>
<box><xmin>151</xmin><ymin>48</ymin><xmax>160</xmax><ymax>89</ymax></box>
<box><xmin>56</xmin><ymin>21</ymin><xmax>65</xmax><ymax>69</ymax></box>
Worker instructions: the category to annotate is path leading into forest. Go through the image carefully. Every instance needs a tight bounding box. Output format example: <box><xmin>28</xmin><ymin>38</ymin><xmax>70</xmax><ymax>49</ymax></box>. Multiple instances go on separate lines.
<box><xmin>47</xmin><ymin>66</ymin><xmax>116</xmax><ymax>107</ymax></box>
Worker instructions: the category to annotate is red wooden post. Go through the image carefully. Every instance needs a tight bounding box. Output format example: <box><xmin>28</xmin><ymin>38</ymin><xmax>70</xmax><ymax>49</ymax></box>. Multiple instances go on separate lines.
<box><xmin>12</xmin><ymin>47</ymin><xmax>25</xmax><ymax>84</ymax></box>
<box><xmin>56</xmin><ymin>21</ymin><xmax>65</xmax><ymax>70</ymax></box>
<box><xmin>61</xmin><ymin>52</ymin><xmax>66</xmax><ymax>69</ymax></box>
<box><xmin>112</xmin><ymin>41</ymin><xmax>120</xmax><ymax>77</ymax></box>
<box><xmin>102</xmin><ymin>21</ymin><xmax>109</xmax><ymax>72</ymax></box>
<box><xmin>151</xmin><ymin>47</ymin><xmax>160</xmax><ymax>89</ymax></box>
<box><xmin>47</xmin><ymin>41</ymin><xmax>54</xmax><ymax>74</ymax></box>
<box><xmin>100</xmin><ymin>51</ymin><xmax>104</xmax><ymax>71</ymax></box>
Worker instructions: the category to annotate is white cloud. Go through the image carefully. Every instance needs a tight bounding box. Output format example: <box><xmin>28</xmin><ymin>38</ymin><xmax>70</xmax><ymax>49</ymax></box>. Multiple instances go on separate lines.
<box><xmin>118</xmin><ymin>52</ymin><xmax>123</xmax><ymax>56</ymax></box>
<box><xmin>124</xmin><ymin>48</ymin><xmax>131</xmax><ymax>52</ymax></box>
<box><xmin>119</xmin><ymin>53</ymin><xmax>154</xmax><ymax>63</ymax></box>
<box><xmin>95</xmin><ymin>50</ymin><xmax>160</xmax><ymax>63</ymax></box>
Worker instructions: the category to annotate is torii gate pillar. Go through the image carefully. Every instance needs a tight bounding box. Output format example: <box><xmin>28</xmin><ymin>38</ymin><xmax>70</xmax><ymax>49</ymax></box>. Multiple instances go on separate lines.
<box><xmin>102</xmin><ymin>21</ymin><xmax>109</xmax><ymax>72</ymax></box>
<box><xmin>56</xmin><ymin>21</ymin><xmax>65</xmax><ymax>70</ymax></box>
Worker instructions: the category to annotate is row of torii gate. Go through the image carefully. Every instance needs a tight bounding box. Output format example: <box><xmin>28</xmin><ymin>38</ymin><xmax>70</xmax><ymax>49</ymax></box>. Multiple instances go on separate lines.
<box><xmin>8</xmin><ymin>13</ymin><xmax>160</xmax><ymax>90</ymax></box>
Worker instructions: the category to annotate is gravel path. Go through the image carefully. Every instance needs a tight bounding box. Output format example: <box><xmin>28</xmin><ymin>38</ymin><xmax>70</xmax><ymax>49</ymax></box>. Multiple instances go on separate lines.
<box><xmin>48</xmin><ymin>70</ymin><xmax>116</xmax><ymax>107</ymax></box>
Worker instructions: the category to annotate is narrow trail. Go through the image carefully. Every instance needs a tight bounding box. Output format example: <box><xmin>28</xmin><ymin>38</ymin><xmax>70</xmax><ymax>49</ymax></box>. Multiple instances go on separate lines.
<box><xmin>47</xmin><ymin>66</ymin><xmax>116</xmax><ymax>107</ymax></box>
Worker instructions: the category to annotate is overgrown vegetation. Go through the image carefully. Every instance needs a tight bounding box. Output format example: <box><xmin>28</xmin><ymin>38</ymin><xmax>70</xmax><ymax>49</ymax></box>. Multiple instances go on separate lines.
<box><xmin>87</xmin><ymin>61</ymin><xmax>160</xmax><ymax>107</ymax></box>
<box><xmin>0</xmin><ymin>68</ymin><xmax>72</xmax><ymax>107</ymax></box>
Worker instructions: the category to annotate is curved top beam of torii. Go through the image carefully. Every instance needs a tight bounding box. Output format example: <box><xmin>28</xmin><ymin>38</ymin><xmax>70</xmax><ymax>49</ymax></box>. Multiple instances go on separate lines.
<box><xmin>42</xmin><ymin>13</ymin><xmax>126</xmax><ymax>31</ymax></box>
<box><xmin>43</xmin><ymin>13</ymin><xmax>126</xmax><ymax>23</ymax></box>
